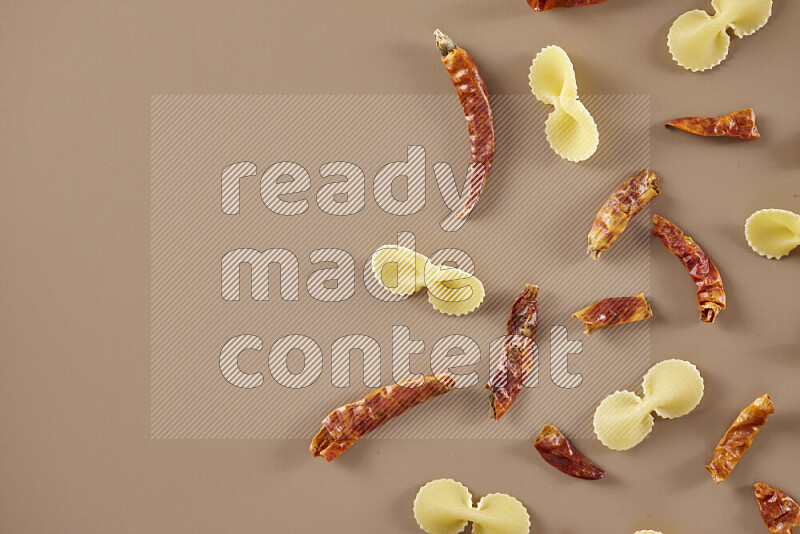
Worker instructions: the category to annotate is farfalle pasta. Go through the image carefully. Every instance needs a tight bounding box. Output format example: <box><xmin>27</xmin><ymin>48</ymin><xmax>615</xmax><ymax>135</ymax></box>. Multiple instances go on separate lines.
<box><xmin>594</xmin><ymin>359</ymin><xmax>704</xmax><ymax>451</ymax></box>
<box><xmin>413</xmin><ymin>479</ymin><xmax>531</xmax><ymax>534</ymax></box>
<box><xmin>528</xmin><ymin>45</ymin><xmax>599</xmax><ymax>162</ymax></box>
<box><xmin>667</xmin><ymin>0</ymin><xmax>773</xmax><ymax>72</ymax></box>
<box><xmin>745</xmin><ymin>209</ymin><xmax>800</xmax><ymax>260</ymax></box>
<box><xmin>371</xmin><ymin>245</ymin><xmax>485</xmax><ymax>316</ymax></box>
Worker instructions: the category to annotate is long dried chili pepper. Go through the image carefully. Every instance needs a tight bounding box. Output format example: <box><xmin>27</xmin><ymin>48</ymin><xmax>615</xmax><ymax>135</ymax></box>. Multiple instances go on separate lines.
<box><xmin>652</xmin><ymin>214</ymin><xmax>726</xmax><ymax>323</ymax></box>
<box><xmin>486</xmin><ymin>284</ymin><xmax>538</xmax><ymax>420</ymax></box>
<box><xmin>587</xmin><ymin>169</ymin><xmax>661</xmax><ymax>259</ymax></box>
<box><xmin>754</xmin><ymin>482</ymin><xmax>800</xmax><ymax>534</ymax></box>
<box><xmin>434</xmin><ymin>29</ymin><xmax>495</xmax><ymax>219</ymax></box>
<box><xmin>572</xmin><ymin>293</ymin><xmax>652</xmax><ymax>335</ymax></box>
<box><xmin>666</xmin><ymin>108</ymin><xmax>760</xmax><ymax>140</ymax></box>
<box><xmin>310</xmin><ymin>374</ymin><xmax>455</xmax><ymax>462</ymax></box>
<box><xmin>528</xmin><ymin>0</ymin><xmax>607</xmax><ymax>10</ymax></box>
<box><xmin>706</xmin><ymin>394</ymin><xmax>774</xmax><ymax>483</ymax></box>
<box><xmin>534</xmin><ymin>424</ymin><xmax>605</xmax><ymax>480</ymax></box>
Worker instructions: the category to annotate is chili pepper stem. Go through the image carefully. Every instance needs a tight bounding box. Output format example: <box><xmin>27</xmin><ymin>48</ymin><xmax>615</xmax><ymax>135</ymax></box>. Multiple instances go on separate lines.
<box><xmin>433</xmin><ymin>29</ymin><xmax>456</xmax><ymax>56</ymax></box>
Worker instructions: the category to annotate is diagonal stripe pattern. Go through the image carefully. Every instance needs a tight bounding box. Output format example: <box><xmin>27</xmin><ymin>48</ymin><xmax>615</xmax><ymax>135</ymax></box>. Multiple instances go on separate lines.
<box><xmin>151</xmin><ymin>94</ymin><xmax>651</xmax><ymax>439</ymax></box>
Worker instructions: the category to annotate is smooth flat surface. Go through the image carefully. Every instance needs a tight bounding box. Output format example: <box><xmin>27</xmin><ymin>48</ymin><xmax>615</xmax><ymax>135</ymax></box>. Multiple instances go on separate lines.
<box><xmin>1</xmin><ymin>1</ymin><xmax>798</xmax><ymax>532</ymax></box>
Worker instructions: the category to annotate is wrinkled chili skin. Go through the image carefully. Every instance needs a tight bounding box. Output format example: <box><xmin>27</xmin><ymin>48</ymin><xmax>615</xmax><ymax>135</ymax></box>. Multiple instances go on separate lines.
<box><xmin>534</xmin><ymin>424</ymin><xmax>605</xmax><ymax>480</ymax></box>
<box><xmin>706</xmin><ymin>394</ymin><xmax>774</xmax><ymax>483</ymax></box>
<box><xmin>487</xmin><ymin>284</ymin><xmax>538</xmax><ymax>420</ymax></box>
<box><xmin>652</xmin><ymin>215</ymin><xmax>726</xmax><ymax>323</ymax></box>
<box><xmin>754</xmin><ymin>482</ymin><xmax>800</xmax><ymax>534</ymax></box>
<box><xmin>528</xmin><ymin>0</ymin><xmax>607</xmax><ymax>10</ymax></box>
<box><xmin>572</xmin><ymin>293</ymin><xmax>652</xmax><ymax>335</ymax></box>
<box><xmin>666</xmin><ymin>108</ymin><xmax>760</xmax><ymax>140</ymax></box>
<box><xmin>311</xmin><ymin>374</ymin><xmax>455</xmax><ymax>462</ymax></box>
<box><xmin>435</xmin><ymin>30</ymin><xmax>495</xmax><ymax>219</ymax></box>
<box><xmin>588</xmin><ymin>169</ymin><xmax>661</xmax><ymax>259</ymax></box>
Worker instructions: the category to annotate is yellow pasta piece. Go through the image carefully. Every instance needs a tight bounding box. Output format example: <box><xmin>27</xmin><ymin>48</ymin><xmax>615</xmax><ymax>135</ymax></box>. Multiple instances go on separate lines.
<box><xmin>528</xmin><ymin>45</ymin><xmax>599</xmax><ymax>162</ymax></box>
<box><xmin>745</xmin><ymin>208</ymin><xmax>800</xmax><ymax>259</ymax></box>
<box><xmin>371</xmin><ymin>245</ymin><xmax>485</xmax><ymax>316</ymax></box>
<box><xmin>594</xmin><ymin>359</ymin><xmax>704</xmax><ymax>450</ymax></box>
<box><xmin>667</xmin><ymin>0</ymin><xmax>773</xmax><ymax>72</ymax></box>
<box><xmin>413</xmin><ymin>479</ymin><xmax>531</xmax><ymax>534</ymax></box>
<box><xmin>426</xmin><ymin>264</ymin><xmax>485</xmax><ymax>317</ymax></box>
<box><xmin>371</xmin><ymin>246</ymin><xmax>430</xmax><ymax>295</ymax></box>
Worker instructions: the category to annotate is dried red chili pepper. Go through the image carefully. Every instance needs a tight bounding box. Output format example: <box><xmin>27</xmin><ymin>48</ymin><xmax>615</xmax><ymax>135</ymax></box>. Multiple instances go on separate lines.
<box><xmin>528</xmin><ymin>0</ymin><xmax>607</xmax><ymax>10</ymax></box>
<box><xmin>588</xmin><ymin>169</ymin><xmax>661</xmax><ymax>259</ymax></box>
<box><xmin>666</xmin><ymin>108</ymin><xmax>760</xmax><ymax>140</ymax></box>
<box><xmin>572</xmin><ymin>293</ymin><xmax>652</xmax><ymax>335</ymax></box>
<box><xmin>434</xmin><ymin>29</ymin><xmax>494</xmax><ymax>219</ymax></box>
<box><xmin>652</xmin><ymin>215</ymin><xmax>726</xmax><ymax>323</ymax></box>
<box><xmin>310</xmin><ymin>374</ymin><xmax>455</xmax><ymax>462</ymax></box>
<box><xmin>706</xmin><ymin>394</ymin><xmax>774</xmax><ymax>483</ymax></box>
<box><xmin>754</xmin><ymin>482</ymin><xmax>800</xmax><ymax>534</ymax></box>
<box><xmin>486</xmin><ymin>284</ymin><xmax>539</xmax><ymax>420</ymax></box>
<box><xmin>534</xmin><ymin>424</ymin><xmax>605</xmax><ymax>480</ymax></box>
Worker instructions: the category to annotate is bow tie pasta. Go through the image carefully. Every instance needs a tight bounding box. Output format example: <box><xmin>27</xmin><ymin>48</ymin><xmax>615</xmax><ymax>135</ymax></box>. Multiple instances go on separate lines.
<box><xmin>371</xmin><ymin>245</ymin><xmax>485</xmax><ymax>316</ymax></box>
<box><xmin>745</xmin><ymin>209</ymin><xmax>800</xmax><ymax>260</ymax></box>
<box><xmin>413</xmin><ymin>479</ymin><xmax>531</xmax><ymax>534</ymax></box>
<box><xmin>667</xmin><ymin>0</ymin><xmax>773</xmax><ymax>72</ymax></box>
<box><xmin>594</xmin><ymin>359</ymin><xmax>704</xmax><ymax>450</ymax></box>
<box><xmin>528</xmin><ymin>45</ymin><xmax>599</xmax><ymax>162</ymax></box>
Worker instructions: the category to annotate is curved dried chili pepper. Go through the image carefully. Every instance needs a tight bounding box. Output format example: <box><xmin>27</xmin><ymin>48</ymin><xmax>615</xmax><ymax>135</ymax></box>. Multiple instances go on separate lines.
<box><xmin>310</xmin><ymin>374</ymin><xmax>455</xmax><ymax>462</ymax></box>
<box><xmin>528</xmin><ymin>0</ymin><xmax>607</xmax><ymax>10</ymax></box>
<box><xmin>706</xmin><ymin>394</ymin><xmax>774</xmax><ymax>483</ymax></box>
<box><xmin>434</xmin><ymin>29</ymin><xmax>495</xmax><ymax>219</ymax></box>
<box><xmin>572</xmin><ymin>293</ymin><xmax>652</xmax><ymax>335</ymax></box>
<box><xmin>534</xmin><ymin>424</ymin><xmax>605</xmax><ymax>480</ymax></box>
<box><xmin>486</xmin><ymin>284</ymin><xmax>538</xmax><ymax>420</ymax></box>
<box><xmin>652</xmin><ymin>214</ymin><xmax>726</xmax><ymax>323</ymax></box>
<box><xmin>666</xmin><ymin>108</ymin><xmax>760</xmax><ymax>140</ymax></box>
<box><xmin>587</xmin><ymin>168</ymin><xmax>661</xmax><ymax>259</ymax></box>
<box><xmin>754</xmin><ymin>482</ymin><xmax>800</xmax><ymax>534</ymax></box>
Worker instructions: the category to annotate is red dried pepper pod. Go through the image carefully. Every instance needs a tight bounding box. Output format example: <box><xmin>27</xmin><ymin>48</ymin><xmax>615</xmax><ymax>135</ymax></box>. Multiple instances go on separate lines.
<box><xmin>587</xmin><ymin>168</ymin><xmax>661</xmax><ymax>259</ymax></box>
<box><xmin>706</xmin><ymin>394</ymin><xmax>774</xmax><ymax>483</ymax></box>
<box><xmin>310</xmin><ymin>374</ymin><xmax>456</xmax><ymax>461</ymax></box>
<box><xmin>434</xmin><ymin>29</ymin><xmax>495</xmax><ymax>219</ymax></box>
<box><xmin>486</xmin><ymin>284</ymin><xmax>538</xmax><ymax>420</ymax></box>
<box><xmin>528</xmin><ymin>0</ymin><xmax>608</xmax><ymax>10</ymax></box>
<box><xmin>754</xmin><ymin>483</ymin><xmax>800</xmax><ymax>534</ymax></box>
<box><xmin>666</xmin><ymin>108</ymin><xmax>760</xmax><ymax>140</ymax></box>
<box><xmin>534</xmin><ymin>424</ymin><xmax>605</xmax><ymax>480</ymax></box>
<box><xmin>652</xmin><ymin>215</ymin><xmax>726</xmax><ymax>323</ymax></box>
<box><xmin>572</xmin><ymin>293</ymin><xmax>653</xmax><ymax>335</ymax></box>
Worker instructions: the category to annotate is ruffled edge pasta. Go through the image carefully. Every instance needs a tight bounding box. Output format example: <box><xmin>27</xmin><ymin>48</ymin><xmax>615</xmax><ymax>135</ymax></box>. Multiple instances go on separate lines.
<box><xmin>413</xmin><ymin>479</ymin><xmax>531</xmax><ymax>534</ymax></box>
<box><xmin>744</xmin><ymin>208</ymin><xmax>800</xmax><ymax>260</ymax></box>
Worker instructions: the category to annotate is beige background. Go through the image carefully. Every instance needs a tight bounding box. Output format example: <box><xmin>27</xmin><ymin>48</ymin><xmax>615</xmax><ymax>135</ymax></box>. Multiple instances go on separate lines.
<box><xmin>1</xmin><ymin>0</ymin><xmax>799</xmax><ymax>532</ymax></box>
<box><xmin>149</xmin><ymin>93</ymin><xmax>652</xmax><ymax>440</ymax></box>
